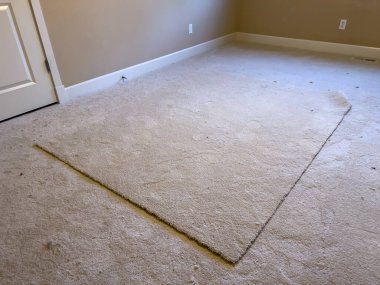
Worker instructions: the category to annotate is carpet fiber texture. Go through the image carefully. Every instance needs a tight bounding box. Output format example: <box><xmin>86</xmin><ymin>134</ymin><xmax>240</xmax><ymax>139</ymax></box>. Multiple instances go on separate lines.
<box><xmin>37</xmin><ymin>65</ymin><xmax>351</xmax><ymax>263</ymax></box>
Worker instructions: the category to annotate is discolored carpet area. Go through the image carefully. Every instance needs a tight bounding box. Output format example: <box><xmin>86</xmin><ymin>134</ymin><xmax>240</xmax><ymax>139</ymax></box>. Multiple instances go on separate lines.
<box><xmin>37</xmin><ymin>59</ymin><xmax>350</xmax><ymax>263</ymax></box>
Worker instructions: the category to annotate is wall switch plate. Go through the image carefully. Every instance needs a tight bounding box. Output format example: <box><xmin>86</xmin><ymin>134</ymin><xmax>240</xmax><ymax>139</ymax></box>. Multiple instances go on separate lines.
<box><xmin>189</xmin><ymin>23</ymin><xmax>193</xmax><ymax>34</ymax></box>
<box><xmin>339</xmin><ymin>19</ymin><xmax>347</xmax><ymax>30</ymax></box>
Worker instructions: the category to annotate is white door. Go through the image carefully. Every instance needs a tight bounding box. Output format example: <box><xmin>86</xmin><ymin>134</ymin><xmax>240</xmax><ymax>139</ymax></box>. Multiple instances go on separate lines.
<box><xmin>0</xmin><ymin>0</ymin><xmax>57</xmax><ymax>121</ymax></box>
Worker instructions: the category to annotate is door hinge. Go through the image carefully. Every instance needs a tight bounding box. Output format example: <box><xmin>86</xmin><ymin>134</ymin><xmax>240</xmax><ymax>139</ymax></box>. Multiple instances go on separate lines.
<box><xmin>45</xmin><ymin>59</ymin><xmax>51</xmax><ymax>73</ymax></box>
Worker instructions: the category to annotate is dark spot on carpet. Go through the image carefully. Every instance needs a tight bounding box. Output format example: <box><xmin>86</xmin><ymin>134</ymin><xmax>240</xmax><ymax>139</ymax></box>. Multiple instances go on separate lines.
<box><xmin>45</xmin><ymin>241</ymin><xmax>60</xmax><ymax>250</ymax></box>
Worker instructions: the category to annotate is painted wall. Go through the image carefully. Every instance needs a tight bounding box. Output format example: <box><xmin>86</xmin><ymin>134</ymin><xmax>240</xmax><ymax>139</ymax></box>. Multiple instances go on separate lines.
<box><xmin>40</xmin><ymin>0</ymin><xmax>236</xmax><ymax>86</ymax></box>
<box><xmin>238</xmin><ymin>0</ymin><xmax>380</xmax><ymax>48</ymax></box>
<box><xmin>40</xmin><ymin>0</ymin><xmax>379</xmax><ymax>87</ymax></box>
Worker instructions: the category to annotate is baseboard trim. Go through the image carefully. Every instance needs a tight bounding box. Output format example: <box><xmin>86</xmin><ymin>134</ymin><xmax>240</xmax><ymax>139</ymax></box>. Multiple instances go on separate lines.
<box><xmin>64</xmin><ymin>32</ymin><xmax>379</xmax><ymax>101</ymax></box>
<box><xmin>65</xmin><ymin>34</ymin><xmax>235</xmax><ymax>100</ymax></box>
<box><xmin>55</xmin><ymin>85</ymin><xmax>67</xmax><ymax>103</ymax></box>
<box><xmin>236</xmin><ymin>32</ymin><xmax>380</xmax><ymax>60</ymax></box>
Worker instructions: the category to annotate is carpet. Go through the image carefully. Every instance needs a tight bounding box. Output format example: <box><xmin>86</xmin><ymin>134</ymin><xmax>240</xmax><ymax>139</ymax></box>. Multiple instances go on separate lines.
<box><xmin>36</xmin><ymin>65</ymin><xmax>351</xmax><ymax>263</ymax></box>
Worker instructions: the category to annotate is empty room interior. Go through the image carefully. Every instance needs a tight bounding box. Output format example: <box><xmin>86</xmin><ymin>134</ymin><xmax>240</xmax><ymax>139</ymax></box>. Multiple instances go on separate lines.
<box><xmin>1</xmin><ymin>0</ymin><xmax>380</xmax><ymax>284</ymax></box>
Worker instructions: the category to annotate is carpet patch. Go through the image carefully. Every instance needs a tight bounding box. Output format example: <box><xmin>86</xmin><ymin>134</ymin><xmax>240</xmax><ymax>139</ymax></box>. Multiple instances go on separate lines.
<box><xmin>37</xmin><ymin>70</ymin><xmax>351</xmax><ymax>263</ymax></box>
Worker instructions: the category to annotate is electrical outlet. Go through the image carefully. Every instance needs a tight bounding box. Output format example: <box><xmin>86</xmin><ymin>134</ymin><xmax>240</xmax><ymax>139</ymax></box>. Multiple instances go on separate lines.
<box><xmin>339</xmin><ymin>19</ymin><xmax>347</xmax><ymax>30</ymax></box>
<box><xmin>189</xmin><ymin>23</ymin><xmax>193</xmax><ymax>34</ymax></box>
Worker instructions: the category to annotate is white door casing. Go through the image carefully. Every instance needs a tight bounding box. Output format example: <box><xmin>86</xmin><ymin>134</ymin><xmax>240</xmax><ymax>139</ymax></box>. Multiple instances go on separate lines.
<box><xmin>0</xmin><ymin>0</ymin><xmax>57</xmax><ymax>121</ymax></box>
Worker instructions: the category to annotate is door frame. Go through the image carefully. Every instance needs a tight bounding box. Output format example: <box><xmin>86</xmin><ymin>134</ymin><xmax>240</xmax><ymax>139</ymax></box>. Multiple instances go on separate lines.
<box><xmin>29</xmin><ymin>0</ymin><xmax>66</xmax><ymax>103</ymax></box>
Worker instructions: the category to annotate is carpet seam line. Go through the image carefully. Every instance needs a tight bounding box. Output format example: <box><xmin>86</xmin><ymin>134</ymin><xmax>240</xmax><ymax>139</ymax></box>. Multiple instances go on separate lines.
<box><xmin>34</xmin><ymin>144</ymin><xmax>234</xmax><ymax>265</ymax></box>
<box><xmin>235</xmin><ymin>105</ymin><xmax>353</xmax><ymax>263</ymax></box>
<box><xmin>34</xmin><ymin>105</ymin><xmax>352</xmax><ymax>265</ymax></box>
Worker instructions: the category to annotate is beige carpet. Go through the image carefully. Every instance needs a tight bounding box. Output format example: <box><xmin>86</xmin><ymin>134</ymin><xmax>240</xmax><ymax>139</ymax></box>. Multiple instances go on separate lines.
<box><xmin>37</xmin><ymin>67</ymin><xmax>350</xmax><ymax>263</ymax></box>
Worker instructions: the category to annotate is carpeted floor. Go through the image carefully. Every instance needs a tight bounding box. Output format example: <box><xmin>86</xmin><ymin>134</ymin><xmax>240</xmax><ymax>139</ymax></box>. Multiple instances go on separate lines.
<box><xmin>37</xmin><ymin>64</ymin><xmax>350</xmax><ymax>263</ymax></box>
<box><xmin>0</xmin><ymin>42</ymin><xmax>379</xmax><ymax>284</ymax></box>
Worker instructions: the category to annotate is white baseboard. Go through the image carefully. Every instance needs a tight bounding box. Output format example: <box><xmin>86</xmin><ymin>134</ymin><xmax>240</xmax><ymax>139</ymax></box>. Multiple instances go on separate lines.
<box><xmin>55</xmin><ymin>85</ymin><xmax>67</xmax><ymax>103</ymax></box>
<box><xmin>236</xmin><ymin>32</ymin><xmax>380</xmax><ymax>60</ymax></box>
<box><xmin>63</xmin><ymin>32</ymin><xmax>379</xmax><ymax>101</ymax></box>
<box><xmin>65</xmin><ymin>34</ymin><xmax>235</xmax><ymax>100</ymax></box>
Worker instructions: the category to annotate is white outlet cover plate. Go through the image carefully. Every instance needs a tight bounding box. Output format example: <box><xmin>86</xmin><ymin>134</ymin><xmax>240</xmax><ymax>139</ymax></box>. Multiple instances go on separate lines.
<box><xmin>339</xmin><ymin>19</ymin><xmax>347</xmax><ymax>30</ymax></box>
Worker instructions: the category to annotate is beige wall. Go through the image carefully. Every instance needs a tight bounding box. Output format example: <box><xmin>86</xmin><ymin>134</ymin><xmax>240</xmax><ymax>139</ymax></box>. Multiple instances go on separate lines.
<box><xmin>40</xmin><ymin>0</ymin><xmax>379</xmax><ymax>86</ymax></box>
<box><xmin>40</xmin><ymin>0</ymin><xmax>236</xmax><ymax>86</ymax></box>
<box><xmin>238</xmin><ymin>0</ymin><xmax>380</xmax><ymax>49</ymax></box>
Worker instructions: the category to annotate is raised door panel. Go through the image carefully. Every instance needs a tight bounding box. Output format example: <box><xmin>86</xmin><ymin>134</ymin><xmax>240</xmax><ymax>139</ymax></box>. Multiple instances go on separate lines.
<box><xmin>0</xmin><ymin>0</ymin><xmax>57</xmax><ymax>122</ymax></box>
<box><xmin>0</xmin><ymin>4</ymin><xmax>34</xmax><ymax>94</ymax></box>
